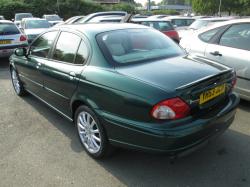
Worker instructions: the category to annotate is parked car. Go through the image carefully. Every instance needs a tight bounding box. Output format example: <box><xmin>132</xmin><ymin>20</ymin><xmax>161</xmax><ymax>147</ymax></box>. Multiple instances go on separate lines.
<box><xmin>131</xmin><ymin>18</ymin><xmax>180</xmax><ymax>43</ymax></box>
<box><xmin>180</xmin><ymin>18</ymin><xmax>250</xmax><ymax>101</ymax></box>
<box><xmin>162</xmin><ymin>16</ymin><xmax>195</xmax><ymax>30</ymax></box>
<box><xmin>42</xmin><ymin>14</ymin><xmax>63</xmax><ymax>26</ymax></box>
<box><xmin>10</xmin><ymin>23</ymin><xmax>239</xmax><ymax>158</ymax></box>
<box><xmin>0</xmin><ymin>20</ymin><xmax>27</xmax><ymax>57</ymax></box>
<box><xmin>179</xmin><ymin>17</ymin><xmax>233</xmax><ymax>40</ymax></box>
<box><xmin>13</xmin><ymin>13</ymin><xmax>33</xmax><ymax>27</ymax></box>
<box><xmin>20</xmin><ymin>18</ymin><xmax>51</xmax><ymax>43</ymax></box>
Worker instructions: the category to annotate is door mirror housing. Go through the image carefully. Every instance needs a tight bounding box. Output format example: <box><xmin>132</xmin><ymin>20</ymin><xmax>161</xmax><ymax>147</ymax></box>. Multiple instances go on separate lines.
<box><xmin>14</xmin><ymin>48</ymin><xmax>27</xmax><ymax>57</ymax></box>
<box><xmin>12</xmin><ymin>18</ymin><xmax>14</xmax><ymax>22</ymax></box>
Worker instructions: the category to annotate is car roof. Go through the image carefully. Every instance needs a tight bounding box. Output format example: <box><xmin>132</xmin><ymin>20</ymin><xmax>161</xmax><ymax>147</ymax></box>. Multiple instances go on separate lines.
<box><xmin>196</xmin><ymin>17</ymin><xmax>234</xmax><ymax>21</ymax></box>
<box><xmin>15</xmin><ymin>13</ymin><xmax>32</xmax><ymax>15</ymax></box>
<box><xmin>132</xmin><ymin>18</ymin><xmax>171</xmax><ymax>22</ymax></box>
<box><xmin>58</xmin><ymin>23</ymin><xmax>148</xmax><ymax>36</ymax></box>
<box><xmin>197</xmin><ymin>18</ymin><xmax>250</xmax><ymax>34</ymax></box>
<box><xmin>163</xmin><ymin>16</ymin><xmax>195</xmax><ymax>20</ymax></box>
<box><xmin>0</xmin><ymin>20</ymin><xmax>15</xmax><ymax>24</ymax></box>
<box><xmin>22</xmin><ymin>18</ymin><xmax>47</xmax><ymax>21</ymax></box>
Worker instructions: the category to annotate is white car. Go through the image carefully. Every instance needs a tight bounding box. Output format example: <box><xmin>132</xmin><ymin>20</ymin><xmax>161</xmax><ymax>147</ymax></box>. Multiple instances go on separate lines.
<box><xmin>180</xmin><ymin>19</ymin><xmax>250</xmax><ymax>101</ymax></box>
<box><xmin>20</xmin><ymin>18</ymin><xmax>51</xmax><ymax>43</ymax></box>
<box><xmin>0</xmin><ymin>20</ymin><xmax>28</xmax><ymax>57</ymax></box>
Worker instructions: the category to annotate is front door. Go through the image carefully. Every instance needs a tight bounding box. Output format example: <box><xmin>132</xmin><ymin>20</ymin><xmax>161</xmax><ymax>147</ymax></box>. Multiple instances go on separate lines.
<box><xmin>15</xmin><ymin>31</ymin><xmax>58</xmax><ymax>96</ymax></box>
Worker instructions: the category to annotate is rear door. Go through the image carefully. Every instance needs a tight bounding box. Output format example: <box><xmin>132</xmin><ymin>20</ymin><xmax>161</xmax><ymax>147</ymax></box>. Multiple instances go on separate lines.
<box><xmin>41</xmin><ymin>31</ymin><xmax>89</xmax><ymax>117</ymax></box>
<box><xmin>205</xmin><ymin>23</ymin><xmax>250</xmax><ymax>98</ymax></box>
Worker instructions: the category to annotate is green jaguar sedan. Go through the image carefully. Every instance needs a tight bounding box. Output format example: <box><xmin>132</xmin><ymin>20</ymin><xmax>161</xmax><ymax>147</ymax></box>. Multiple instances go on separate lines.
<box><xmin>9</xmin><ymin>23</ymin><xmax>239</xmax><ymax>159</ymax></box>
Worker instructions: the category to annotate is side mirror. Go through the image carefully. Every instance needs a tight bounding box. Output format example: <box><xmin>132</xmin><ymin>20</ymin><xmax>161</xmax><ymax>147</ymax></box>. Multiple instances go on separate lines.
<box><xmin>14</xmin><ymin>48</ymin><xmax>27</xmax><ymax>57</ymax></box>
<box><xmin>173</xmin><ymin>25</ymin><xmax>177</xmax><ymax>28</ymax></box>
<box><xmin>12</xmin><ymin>19</ymin><xmax>14</xmax><ymax>22</ymax></box>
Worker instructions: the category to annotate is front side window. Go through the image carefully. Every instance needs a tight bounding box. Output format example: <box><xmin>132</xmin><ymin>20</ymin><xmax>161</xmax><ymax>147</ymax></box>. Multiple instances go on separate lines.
<box><xmin>52</xmin><ymin>32</ymin><xmax>81</xmax><ymax>63</ymax></box>
<box><xmin>30</xmin><ymin>31</ymin><xmax>58</xmax><ymax>58</ymax></box>
<box><xmin>97</xmin><ymin>28</ymin><xmax>184</xmax><ymax>65</ymax></box>
<box><xmin>219</xmin><ymin>23</ymin><xmax>250</xmax><ymax>51</ymax></box>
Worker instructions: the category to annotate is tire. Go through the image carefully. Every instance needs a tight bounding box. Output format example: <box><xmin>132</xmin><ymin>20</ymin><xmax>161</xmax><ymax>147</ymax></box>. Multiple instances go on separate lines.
<box><xmin>10</xmin><ymin>68</ymin><xmax>26</xmax><ymax>96</ymax></box>
<box><xmin>74</xmin><ymin>105</ymin><xmax>114</xmax><ymax>159</ymax></box>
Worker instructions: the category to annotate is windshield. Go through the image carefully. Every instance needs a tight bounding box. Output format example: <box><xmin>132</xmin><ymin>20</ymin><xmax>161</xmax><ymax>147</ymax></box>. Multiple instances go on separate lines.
<box><xmin>45</xmin><ymin>15</ymin><xmax>61</xmax><ymax>21</ymax></box>
<box><xmin>26</xmin><ymin>20</ymin><xmax>50</xmax><ymax>29</ymax></box>
<box><xmin>15</xmin><ymin>13</ymin><xmax>33</xmax><ymax>21</ymax></box>
<box><xmin>97</xmin><ymin>29</ymin><xmax>184</xmax><ymax>65</ymax></box>
<box><xmin>0</xmin><ymin>23</ymin><xmax>20</xmax><ymax>35</ymax></box>
<box><xmin>189</xmin><ymin>20</ymin><xmax>209</xmax><ymax>30</ymax></box>
<box><xmin>140</xmin><ymin>21</ymin><xmax>174</xmax><ymax>31</ymax></box>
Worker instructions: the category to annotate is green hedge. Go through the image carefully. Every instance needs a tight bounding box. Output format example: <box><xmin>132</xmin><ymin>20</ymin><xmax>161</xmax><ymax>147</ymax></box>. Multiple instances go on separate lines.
<box><xmin>0</xmin><ymin>0</ymin><xmax>136</xmax><ymax>20</ymax></box>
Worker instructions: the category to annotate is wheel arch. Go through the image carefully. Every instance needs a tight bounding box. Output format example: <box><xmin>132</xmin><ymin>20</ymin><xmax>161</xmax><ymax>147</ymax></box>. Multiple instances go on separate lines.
<box><xmin>70</xmin><ymin>95</ymin><xmax>100</xmax><ymax>121</ymax></box>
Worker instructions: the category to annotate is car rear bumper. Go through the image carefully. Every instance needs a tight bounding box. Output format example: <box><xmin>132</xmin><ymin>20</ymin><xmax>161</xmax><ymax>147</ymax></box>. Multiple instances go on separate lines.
<box><xmin>98</xmin><ymin>93</ymin><xmax>239</xmax><ymax>155</ymax></box>
<box><xmin>0</xmin><ymin>43</ymin><xmax>28</xmax><ymax>50</ymax></box>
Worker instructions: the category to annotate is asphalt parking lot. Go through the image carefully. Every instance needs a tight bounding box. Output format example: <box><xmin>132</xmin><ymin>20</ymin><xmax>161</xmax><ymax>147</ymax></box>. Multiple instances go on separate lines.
<box><xmin>0</xmin><ymin>58</ymin><xmax>250</xmax><ymax>187</ymax></box>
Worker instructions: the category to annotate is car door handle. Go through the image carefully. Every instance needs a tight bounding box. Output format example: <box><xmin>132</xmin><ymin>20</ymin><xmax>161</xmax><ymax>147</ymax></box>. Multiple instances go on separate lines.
<box><xmin>69</xmin><ymin>72</ymin><xmax>76</xmax><ymax>80</ymax></box>
<box><xmin>210</xmin><ymin>51</ymin><xmax>222</xmax><ymax>56</ymax></box>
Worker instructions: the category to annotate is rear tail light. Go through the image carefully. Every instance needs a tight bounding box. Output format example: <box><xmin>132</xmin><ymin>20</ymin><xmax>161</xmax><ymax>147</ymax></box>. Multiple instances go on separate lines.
<box><xmin>20</xmin><ymin>35</ymin><xmax>27</xmax><ymax>42</ymax></box>
<box><xmin>151</xmin><ymin>97</ymin><xmax>190</xmax><ymax>120</ymax></box>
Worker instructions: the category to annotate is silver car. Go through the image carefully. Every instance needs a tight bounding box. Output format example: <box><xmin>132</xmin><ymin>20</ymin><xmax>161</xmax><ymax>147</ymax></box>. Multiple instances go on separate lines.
<box><xmin>180</xmin><ymin>19</ymin><xmax>250</xmax><ymax>101</ymax></box>
<box><xmin>0</xmin><ymin>20</ymin><xmax>28</xmax><ymax>58</ymax></box>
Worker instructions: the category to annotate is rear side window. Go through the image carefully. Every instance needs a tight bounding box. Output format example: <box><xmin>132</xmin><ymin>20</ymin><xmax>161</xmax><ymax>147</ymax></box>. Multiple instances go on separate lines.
<box><xmin>199</xmin><ymin>27</ymin><xmax>221</xmax><ymax>42</ymax></box>
<box><xmin>52</xmin><ymin>32</ymin><xmax>81</xmax><ymax>63</ymax></box>
<box><xmin>219</xmin><ymin>23</ymin><xmax>250</xmax><ymax>51</ymax></box>
<box><xmin>0</xmin><ymin>23</ymin><xmax>20</xmax><ymax>35</ymax></box>
<box><xmin>75</xmin><ymin>41</ymin><xmax>89</xmax><ymax>64</ymax></box>
<box><xmin>30</xmin><ymin>31</ymin><xmax>58</xmax><ymax>58</ymax></box>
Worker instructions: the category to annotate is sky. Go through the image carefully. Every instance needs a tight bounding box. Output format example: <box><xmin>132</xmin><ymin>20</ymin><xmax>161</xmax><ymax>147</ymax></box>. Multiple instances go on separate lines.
<box><xmin>134</xmin><ymin>0</ymin><xmax>162</xmax><ymax>6</ymax></box>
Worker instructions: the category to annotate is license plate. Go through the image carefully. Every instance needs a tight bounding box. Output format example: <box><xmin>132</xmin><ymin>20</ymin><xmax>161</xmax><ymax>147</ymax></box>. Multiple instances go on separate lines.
<box><xmin>199</xmin><ymin>84</ymin><xmax>226</xmax><ymax>105</ymax></box>
<box><xmin>0</xmin><ymin>40</ymin><xmax>11</xmax><ymax>45</ymax></box>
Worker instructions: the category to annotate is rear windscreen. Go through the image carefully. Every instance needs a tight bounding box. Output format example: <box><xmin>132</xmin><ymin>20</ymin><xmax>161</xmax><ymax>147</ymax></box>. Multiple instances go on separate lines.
<box><xmin>0</xmin><ymin>23</ymin><xmax>20</xmax><ymax>35</ymax></box>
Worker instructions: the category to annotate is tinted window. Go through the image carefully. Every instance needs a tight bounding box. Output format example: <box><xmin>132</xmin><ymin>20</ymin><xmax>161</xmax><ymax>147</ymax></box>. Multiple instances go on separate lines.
<box><xmin>0</xmin><ymin>23</ymin><xmax>20</xmax><ymax>35</ymax></box>
<box><xmin>75</xmin><ymin>41</ymin><xmax>88</xmax><ymax>64</ymax></box>
<box><xmin>52</xmin><ymin>32</ymin><xmax>81</xmax><ymax>63</ymax></box>
<box><xmin>219</xmin><ymin>24</ymin><xmax>250</xmax><ymax>51</ymax></box>
<box><xmin>199</xmin><ymin>27</ymin><xmax>221</xmax><ymax>42</ymax></box>
<box><xmin>140</xmin><ymin>21</ymin><xmax>173</xmax><ymax>31</ymax></box>
<box><xmin>30</xmin><ymin>31</ymin><xmax>58</xmax><ymax>58</ymax></box>
<box><xmin>97</xmin><ymin>28</ymin><xmax>184</xmax><ymax>65</ymax></box>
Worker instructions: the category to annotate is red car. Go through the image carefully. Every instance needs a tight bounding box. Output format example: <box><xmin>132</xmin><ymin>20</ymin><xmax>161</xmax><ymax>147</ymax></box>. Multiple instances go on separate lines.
<box><xmin>131</xmin><ymin>18</ymin><xmax>180</xmax><ymax>43</ymax></box>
